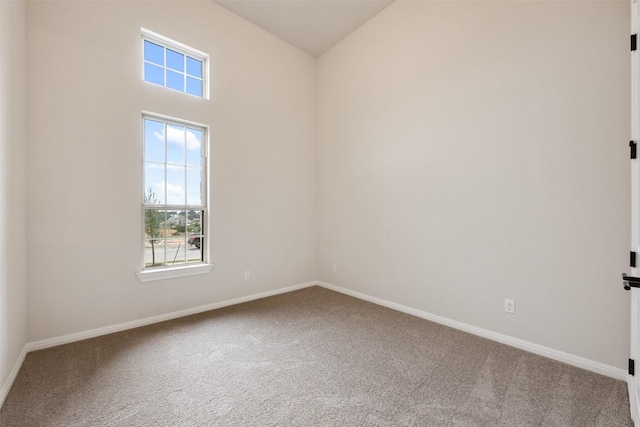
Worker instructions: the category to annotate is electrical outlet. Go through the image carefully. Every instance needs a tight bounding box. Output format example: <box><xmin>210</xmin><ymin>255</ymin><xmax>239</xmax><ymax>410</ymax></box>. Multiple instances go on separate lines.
<box><xmin>332</xmin><ymin>264</ymin><xmax>337</xmax><ymax>273</ymax></box>
<box><xmin>504</xmin><ymin>299</ymin><xmax>515</xmax><ymax>314</ymax></box>
<box><xmin>245</xmin><ymin>271</ymin><xmax>251</xmax><ymax>280</ymax></box>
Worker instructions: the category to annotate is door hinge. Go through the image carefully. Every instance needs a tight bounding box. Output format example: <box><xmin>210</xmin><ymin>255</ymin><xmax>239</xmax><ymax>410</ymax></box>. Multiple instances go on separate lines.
<box><xmin>630</xmin><ymin>359</ymin><xmax>635</xmax><ymax>376</ymax></box>
<box><xmin>631</xmin><ymin>141</ymin><xmax>637</xmax><ymax>159</ymax></box>
<box><xmin>633</xmin><ymin>34</ymin><xmax>637</xmax><ymax>51</ymax></box>
<box><xmin>631</xmin><ymin>252</ymin><xmax>636</xmax><ymax>268</ymax></box>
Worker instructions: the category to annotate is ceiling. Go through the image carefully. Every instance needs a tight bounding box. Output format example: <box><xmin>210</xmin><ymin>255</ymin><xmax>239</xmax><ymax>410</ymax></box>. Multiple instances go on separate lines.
<box><xmin>213</xmin><ymin>0</ymin><xmax>395</xmax><ymax>57</ymax></box>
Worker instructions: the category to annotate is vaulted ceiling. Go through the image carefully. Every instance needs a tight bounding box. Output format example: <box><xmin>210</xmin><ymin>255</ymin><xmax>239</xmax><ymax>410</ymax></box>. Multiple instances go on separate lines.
<box><xmin>213</xmin><ymin>0</ymin><xmax>395</xmax><ymax>57</ymax></box>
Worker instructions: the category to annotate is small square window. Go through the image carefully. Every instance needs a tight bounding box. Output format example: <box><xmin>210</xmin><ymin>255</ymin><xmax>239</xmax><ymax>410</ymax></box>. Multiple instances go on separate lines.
<box><xmin>142</xmin><ymin>28</ymin><xmax>208</xmax><ymax>99</ymax></box>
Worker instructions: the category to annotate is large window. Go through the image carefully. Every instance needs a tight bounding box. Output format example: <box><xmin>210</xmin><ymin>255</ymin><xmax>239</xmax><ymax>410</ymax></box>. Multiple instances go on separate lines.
<box><xmin>142</xmin><ymin>28</ymin><xmax>208</xmax><ymax>98</ymax></box>
<box><xmin>142</xmin><ymin>115</ymin><xmax>207</xmax><ymax>270</ymax></box>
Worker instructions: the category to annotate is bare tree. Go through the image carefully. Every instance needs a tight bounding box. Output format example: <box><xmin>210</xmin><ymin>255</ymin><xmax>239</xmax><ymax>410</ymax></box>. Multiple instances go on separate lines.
<box><xmin>144</xmin><ymin>187</ymin><xmax>164</xmax><ymax>266</ymax></box>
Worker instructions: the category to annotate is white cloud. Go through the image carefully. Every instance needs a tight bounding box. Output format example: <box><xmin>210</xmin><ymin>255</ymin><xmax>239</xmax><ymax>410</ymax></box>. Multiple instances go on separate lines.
<box><xmin>146</xmin><ymin>163</ymin><xmax>182</xmax><ymax>171</ymax></box>
<box><xmin>154</xmin><ymin>126</ymin><xmax>201</xmax><ymax>151</ymax></box>
<box><xmin>166</xmin><ymin>183</ymin><xmax>185</xmax><ymax>204</ymax></box>
<box><xmin>152</xmin><ymin>181</ymin><xmax>185</xmax><ymax>205</ymax></box>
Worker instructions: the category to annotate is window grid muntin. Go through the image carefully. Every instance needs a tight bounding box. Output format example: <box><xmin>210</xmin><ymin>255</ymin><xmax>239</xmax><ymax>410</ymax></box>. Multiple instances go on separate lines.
<box><xmin>141</xmin><ymin>28</ymin><xmax>207</xmax><ymax>98</ymax></box>
<box><xmin>143</xmin><ymin>114</ymin><xmax>207</xmax><ymax>270</ymax></box>
<box><xmin>142</xmin><ymin>50</ymin><xmax>203</xmax><ymax>96</ymax></box>
<box><xmin>143</xmin><ymin>208</ymin><xmax>205</xmax><ymax>266</ymax></box>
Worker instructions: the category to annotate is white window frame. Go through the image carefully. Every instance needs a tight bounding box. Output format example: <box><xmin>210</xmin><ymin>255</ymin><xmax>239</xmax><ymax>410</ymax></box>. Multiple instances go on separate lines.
<box><xmin>137</xmin><ymin>112</ymin><xmax>212</xmax><ymax>282</ymax></box>
<box><xmin>141</xmin><ymin>27</ymin><xmax>210</xmax><ymax>99</ymax></box>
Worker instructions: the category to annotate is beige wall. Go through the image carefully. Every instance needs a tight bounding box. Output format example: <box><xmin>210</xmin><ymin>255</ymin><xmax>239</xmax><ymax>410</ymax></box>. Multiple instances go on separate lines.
<box><xmin>0</xmin><ymin>0</ymin><xmax>27</xmax><ymax>395</ymax></box>
<box><xmin>26</xmin><ymin>1</ymin><xmax>317</xmax><ymax>341</ymax></box>
<box><xmin>18</xmin><ymin>0</ymin><xmax>633</xmax><ymax>373</ymax></box>
<box><xmin>317</xmin><ymin>1</ymin><xmax>631</xmax><ymax>368</ymax></box>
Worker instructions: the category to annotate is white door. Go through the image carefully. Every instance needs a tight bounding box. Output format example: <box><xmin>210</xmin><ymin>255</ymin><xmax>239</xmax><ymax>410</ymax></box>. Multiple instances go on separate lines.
<box><xmin>630</xmin><ymin>0</ymin><xmax>640</xmax><ymax>422</ymax></box>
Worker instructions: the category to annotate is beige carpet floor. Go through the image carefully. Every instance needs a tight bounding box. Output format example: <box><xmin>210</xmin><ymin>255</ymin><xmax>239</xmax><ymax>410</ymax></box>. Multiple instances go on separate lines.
<box><xmin>0</xmin><ymin>286</ymin><xmax>633</xmax><ymax>426</ymax></box>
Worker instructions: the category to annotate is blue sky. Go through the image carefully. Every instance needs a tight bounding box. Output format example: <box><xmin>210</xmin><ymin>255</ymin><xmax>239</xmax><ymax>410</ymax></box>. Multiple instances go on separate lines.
<box><xmin>144</xmin><ymin>40</ymin><xmax>203</xmax><ymax>97</ymax></box>
<box><xmin>144</xmin><ymin>118</ymin><xmax>204</xmax><ymax>206</ymax></box>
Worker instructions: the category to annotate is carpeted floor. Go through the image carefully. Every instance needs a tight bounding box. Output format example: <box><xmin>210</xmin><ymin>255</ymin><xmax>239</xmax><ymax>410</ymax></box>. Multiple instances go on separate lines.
<box><xmin>0</xmin><ymin>286</ymin><xmax>633</xmax><ymax>426</ymax></box>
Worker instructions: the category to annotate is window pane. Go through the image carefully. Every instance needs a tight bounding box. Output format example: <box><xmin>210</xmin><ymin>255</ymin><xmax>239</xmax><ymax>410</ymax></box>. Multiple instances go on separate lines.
<box><xmin>141</xmin><ymin>112</ymin><xmax>207</xmax><ymax>271</ymax></box>
<box><xmin>186</xmin><ymin>167</ymin><xmax>202</xmax><ymax>206</ymax></box>
<box><xmin>145</xmin><ymin>239</ymin><xmax>166</xmax><ymax>268</ymax></box>
<box><xmin>187</xmin><ymin>210</ymin><xmax>202</xmax><ymax>234</ymax></box>
<box><xmin>145</xmin><ymin>208</ymin><xmax>166</xmax><ymax>268</ymax></box>
<box><xmin>166</xmin><ymin>210</ymin><xmax>186</xmax><ymax>235</ymax></box>
<box><xmin>144</xmin><ymin>163</ymin><xmax>165</xmax><ymax>204</ymax></box>
<box><xmin>166</xmin><ymin>166</ymin><xmax>185</xmax><ymax>205</ymax></box>
<box><xmin>144</xmin><ymin>210</ymin><xmax>165</xmax><ymax>240</ymax></box>
<box><xmin>166</xmin><ymin>124</ymin><xmax>185</xmax><ymax>165</ymax></box>
<box><xmin>166</xmin><ymin>70</ymin><xmax>184</xmax><ymax>92</ymax></box>
<box><xmin>141</xmin><ymin>32</ymin><xmax>206</xmax><ymax>99</ymax></box>
<box><xmin>186</xmin><ymin>77</ymin><xmax>203</xmax><ymax>97</ymax></box>
<box><xmin>186</xmin><ymin>128</ymin><xmax>202</xmax><ymax>167</ymax></box>
<box><xmin>166</xmin><ymin>210</ymin><xmax>187</xmax><ymax>265</ymax></box>
<box><xmin>144</xmin><ymin>41</ymin><xmax>164</xmax><ymax>66</ymax></box>
<box><xmin>166</xmin><ymin>49</ymin><xmax>184</xmax><ymax>72</ymax></box>
<box><xmin>144</xmin><ymin>119</ymin><xmax>165</xmax><ymax>163</ymax></box>
<box><xmin>144</xmin><ymin>62</ymin><xmax>164</xmax><ymax>86</ymax></box>
<box><xmin>187</xmin><ymin>235</ymin><xmax>203</xmax><ymax>263</ymax></box>
<box><xmin>187</xmin><ymin>210</ymin><xmax>203</xmax><ymax>263</ymax></box>
<box><xmin>186</xmin><ymin>57</ymin><xmax>202</xmax><ymax>78</ymax></box>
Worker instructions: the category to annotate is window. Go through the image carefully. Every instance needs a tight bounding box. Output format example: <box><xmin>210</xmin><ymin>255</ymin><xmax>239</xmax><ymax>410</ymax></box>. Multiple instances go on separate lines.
<box><xmin>142</xmin><ymin>28</ymin><xmax>208</xmax><ymax>98</ymax></box>
<box><xmin>141</xmin><ymin>114</ymin><xmax>208</xmax><ymax>273</ymax></box>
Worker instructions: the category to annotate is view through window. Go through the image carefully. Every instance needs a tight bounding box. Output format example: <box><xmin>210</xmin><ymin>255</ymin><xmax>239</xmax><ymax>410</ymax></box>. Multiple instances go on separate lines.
<box><xmin>143</xmin><ymin>115</ymin><xmax>207</xmax><ymax>269</ymax></box>
<box><xmin>142</xmin><ymin>29</ymin><xmax>207</xmax><ymax>98</ymax></box>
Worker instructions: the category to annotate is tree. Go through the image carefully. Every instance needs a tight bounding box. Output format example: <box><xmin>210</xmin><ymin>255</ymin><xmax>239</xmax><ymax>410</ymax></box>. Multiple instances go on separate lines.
<box><xmin>187</xmin><ymin>210</ymin><xmax>201</xmax><ymax>233</ymax></box>
<box><xmin>166</xmin><ymin>212</ymin><xmax>186</xmax><ymax>234</ymax></box>
<box><xmin>144</xmin><ymin>187</ymin><xmax>164</xmax><ymax>266</ymax></box>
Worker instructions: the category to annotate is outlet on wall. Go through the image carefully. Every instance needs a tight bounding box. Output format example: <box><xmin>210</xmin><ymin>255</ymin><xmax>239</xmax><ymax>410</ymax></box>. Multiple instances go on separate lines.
<box><xmin>332</xmin><ymin>263</ymin><xmax>337</xmax><ymax>273</ymax></box>
<box><xmin>245</xmin><ymin>271</ymin><xmax>251</xmax><ymax>280</ymax></box>
<box><xmin>504</xmin><ymin>299</ymin><xmax>515</xmax><ymax>314</ymax></box>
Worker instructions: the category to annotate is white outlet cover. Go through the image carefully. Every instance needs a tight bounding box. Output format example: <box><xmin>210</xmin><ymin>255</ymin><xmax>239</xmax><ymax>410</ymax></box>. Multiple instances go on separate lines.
<box><xmin>504</xmin><ymin>299</ymin><xmax>515</xmax><ymax>314</ymax></box>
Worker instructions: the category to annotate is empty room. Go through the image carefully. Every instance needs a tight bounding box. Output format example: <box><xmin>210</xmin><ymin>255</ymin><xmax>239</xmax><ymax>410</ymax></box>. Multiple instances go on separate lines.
<box><xmin>0</xmin><ymin>0</ymin><xmax>636</xmax><ymax>425</ymax></box>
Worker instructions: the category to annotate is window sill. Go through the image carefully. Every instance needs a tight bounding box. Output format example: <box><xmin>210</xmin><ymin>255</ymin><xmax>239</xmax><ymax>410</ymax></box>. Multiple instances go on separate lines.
<box><xmin>136</xmin><ymin>264</ymin><xmax>213</xmax><ymax>283</ymax></box>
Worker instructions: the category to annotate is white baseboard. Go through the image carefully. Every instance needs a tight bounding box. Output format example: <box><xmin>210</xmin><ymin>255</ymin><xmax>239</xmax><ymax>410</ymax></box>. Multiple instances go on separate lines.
<box><xmin>27</xmin><ymin>280</ymin><xmax>318</xmax><ymax>352</ymax></box>
<box><xmin>0</xmin><ymin>345</ymin><xmax>28</xmax><ymax>409</ymax></box>
<box><xmin>3</xmin><ymin>279</ymin><xmax>626</xmax><ymax>414</ymax></box>
<box><xmin>0</xmin><ymin>280</ymin><xmax>317</xmax><ymax>411</ymax></box>
<box><xmin>317</xmin><ymin>281</ymin><xmax>627</xmax><ymax>381</ymax></box>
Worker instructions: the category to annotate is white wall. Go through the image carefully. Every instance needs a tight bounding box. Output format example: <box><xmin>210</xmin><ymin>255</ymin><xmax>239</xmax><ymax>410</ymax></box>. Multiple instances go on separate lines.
<box><xmin>26</xmin><ymin>1</ymin><xmax>317</xmax><ymax>341</ymax></box>
<box><xmin>317</xmin><ymin>1</ymin><xmax>630</xmax><ymax>369</ymax></box>
<box><xmin>21</xmin><ymin>0</ymin><xmax>633</xmax><ymax>373</ymax></box>
<box><xmin>0</xmin><ymin>0</ymin><xmax>27</xmax><ymax>395</ymax></box>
